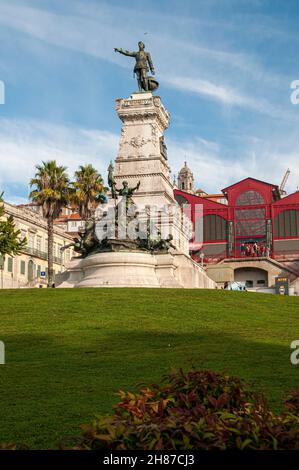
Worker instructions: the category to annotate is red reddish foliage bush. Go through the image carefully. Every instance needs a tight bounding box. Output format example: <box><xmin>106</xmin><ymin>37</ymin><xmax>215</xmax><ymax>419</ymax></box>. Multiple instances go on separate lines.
<box><xmin>69</xmin><ymin>369</ymin><xmax>299</xmax><ymax>450</ymax></box>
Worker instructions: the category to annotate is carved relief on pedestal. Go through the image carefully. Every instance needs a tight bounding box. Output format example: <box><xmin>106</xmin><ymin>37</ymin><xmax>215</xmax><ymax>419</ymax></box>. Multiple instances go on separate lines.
<box><xmin>123</xmin><ymin>98</ymin><xmax>152</xmax><ymax>107</ymax></box>
<box><xmin>119</xmin><ymin>126</ymin><xmax>158</xmax><ymax>152</ymax></box>
<box><xmin>150</xmin><ymin>124</ymin><xmax>158</xmax><ymax>148</ymax></box>
<box><xmin>116</xmin><ymin>95</ymin><xmax>170</xmax><ymax>131</ymax></box>
<box><xmin>130</xmin><ymin>136</ymin><xmax>148</xmax><ymax>148</ymax></box>
<box><xmin>153</xmin><ymin>96</ymin><xmax>160</xmax><ymax>107</ymax></box>
<box><xmin>116</xmin><ymin>94</ymin><xmax>171</xmax><ymax>189</ymax></box>
<box><xmin>119</xmin><ymin>127</ymin><xmax>126</xmax><ymax>151</ymax></box>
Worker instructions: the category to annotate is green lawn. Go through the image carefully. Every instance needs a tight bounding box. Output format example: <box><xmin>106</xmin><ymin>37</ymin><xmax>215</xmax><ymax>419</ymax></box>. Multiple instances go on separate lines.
<box><xmin>0</xmin><ymin>288</ymin><xmax>298</xmax><ymax>449</ymax></box>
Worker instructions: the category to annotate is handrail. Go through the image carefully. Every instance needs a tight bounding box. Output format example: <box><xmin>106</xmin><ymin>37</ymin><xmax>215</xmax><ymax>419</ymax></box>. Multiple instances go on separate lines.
<box><xmin>22</xmin><ymin>246</ymin><xmax>63</xmax><ymax>264</ymax></box>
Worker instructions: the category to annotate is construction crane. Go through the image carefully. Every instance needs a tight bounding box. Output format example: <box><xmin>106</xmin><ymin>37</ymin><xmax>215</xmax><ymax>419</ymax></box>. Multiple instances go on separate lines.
<box><xmin>279</xmin><ymin>168</ymin><xmax>290</xmax><ymax>196</ymax></box>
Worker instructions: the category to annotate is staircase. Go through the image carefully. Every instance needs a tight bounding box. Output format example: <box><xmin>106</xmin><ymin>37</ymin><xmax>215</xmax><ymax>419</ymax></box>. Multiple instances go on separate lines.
<box><xmin>25</xmin><ymin>277</ymin><xmax>47</xmax><ymax>288</ymax></box>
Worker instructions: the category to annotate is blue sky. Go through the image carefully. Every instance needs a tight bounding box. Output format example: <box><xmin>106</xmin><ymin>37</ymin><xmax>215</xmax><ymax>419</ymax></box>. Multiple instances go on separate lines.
<box><xmin>0</xmin><ymin>0</ymin><xmax>299</xmax><ymax>202</ymax></box>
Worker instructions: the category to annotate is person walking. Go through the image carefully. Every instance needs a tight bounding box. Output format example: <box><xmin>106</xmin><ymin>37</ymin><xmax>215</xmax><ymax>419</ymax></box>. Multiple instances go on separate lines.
<box><xmin>240</xmin><ymin>243</ymin><xmax>245</xmax><ymax>256</ymax></box>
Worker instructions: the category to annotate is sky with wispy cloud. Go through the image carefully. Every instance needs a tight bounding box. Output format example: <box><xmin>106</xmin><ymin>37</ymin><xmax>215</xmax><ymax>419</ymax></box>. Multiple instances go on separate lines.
<box><xmin>0</xmin><ymin>0</ymin><xmax>299</xmax><ymax>203</ymax></box>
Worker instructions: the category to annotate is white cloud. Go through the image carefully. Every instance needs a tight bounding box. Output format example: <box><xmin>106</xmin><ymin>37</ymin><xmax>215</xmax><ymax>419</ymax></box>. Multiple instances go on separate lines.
<box><xmin>164</xmin><ymin>76</ymin><xmax>264</xmax><ymax>110</ymax></box>
<box><xmin>0</xmin><ymin>2</ymin><xmax>130</xmax><ymax>66</ymax></box>
<box><xmin>0</xmin><ymin>1</ymin><xmax>298</xmax><ymax>202</ymax></box>
<box><xmin>0</xmin><ymin>117</ymin><xmax>298</xmax><ymax>203</ymax></box>
<box><xmin>0</xmin><ymin>118</ymin><xmax>119</xmax><ymax>202</ymax></box>
<box><xmin>0</xmin><ymin>0</ymin><xmax>289</xmax><ymax>116</ymax></box>
<box><xmin>168</xmin><ymin>136</ymin><xmax>299</xmax><ymax>194</ymax></box>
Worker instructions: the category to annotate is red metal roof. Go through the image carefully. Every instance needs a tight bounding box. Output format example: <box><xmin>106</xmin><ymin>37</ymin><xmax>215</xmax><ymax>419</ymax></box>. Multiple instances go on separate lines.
<box><xmin>222</xmin><ymin>177</ymin><xmax>279</xmax><ymax>193</ymax></box>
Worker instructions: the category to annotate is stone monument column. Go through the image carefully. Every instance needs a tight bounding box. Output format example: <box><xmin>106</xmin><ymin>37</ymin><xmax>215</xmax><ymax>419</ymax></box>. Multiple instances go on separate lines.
<box><xmin>55</xmin><ymin>43</ymin><xmax>216</xmax><ymax>289</ymax></box>
<box><xmin>115</xmin><ymin>92</ymin><xmax>174</xmax><ymax>204</ymax></box>
<box><xmin>114</xmin><ymin>92</ymin><xmax>191</xmax><ymax>254</ymax></box>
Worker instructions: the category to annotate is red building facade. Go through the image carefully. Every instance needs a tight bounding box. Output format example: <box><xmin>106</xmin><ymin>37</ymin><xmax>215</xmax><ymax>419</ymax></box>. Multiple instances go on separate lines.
<box><xmin>174</xmin><ymin>177</ymin><xmax>299</xmax><ymax>265</ymax></box>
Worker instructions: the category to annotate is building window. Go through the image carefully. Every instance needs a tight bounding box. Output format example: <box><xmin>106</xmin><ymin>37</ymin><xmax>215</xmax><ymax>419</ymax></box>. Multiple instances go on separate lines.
<box><xmin>181</xmin><ymin>182</ymin><xmax>185</xmax><ymax>190</ymax></box>
<box><xmin>7</xmin><ymin>257</ymin><xmax>13</xmax><ymax>273</ymax></box>
<box><xmin>36</xmin><ymin>236</ymin><xmax>42</xmax><ymax>252</ymax></box>
<box><xmin>236</xmin><ymin>190</ymin><xmax>264</xmax><ymax>206</ymax></box>
<box><xmin>274</xmin><ymin>210</ymin><xmax>299</xmax><ymax>238</ymax></box>
<box><xmin>28</xmin><ymin>260</ymin><xmax>35</xmax><ymax>282</ymax></box>
<box><xmin>21</xmin><ymin>229</ymin><xmax>27</xmax><ymax>240</ymax></box>
<box><xmin>204</xmin><ymin>215</ymin><xmax>227</xmax><ymax>241</ymax></box>
<box><xmin>235</xmin><ymin>208</ymin><xmax>266</xmax><ymax>237</ymax></box>
<box><xmin>28</xmin><ymin>233</ymin><xmax>34</xmax><ymax>248</ymax></box>
<box><xmin>20</xmin><ymin>260</ymin><xmax>26</xmax><ymax>275</ymax></box>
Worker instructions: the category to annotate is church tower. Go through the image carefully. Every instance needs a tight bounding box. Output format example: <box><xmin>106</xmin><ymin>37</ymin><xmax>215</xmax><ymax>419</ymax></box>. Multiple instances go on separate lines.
<box><xmin>178</xmin><ymin>161</ymin><xmax>194</xmax><ymax>194</ymax></box>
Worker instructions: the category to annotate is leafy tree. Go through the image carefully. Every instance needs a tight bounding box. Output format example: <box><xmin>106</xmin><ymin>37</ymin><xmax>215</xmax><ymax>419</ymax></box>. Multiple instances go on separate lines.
<box><xmin>72</xmin><ymin>164</ymin><xmax>106</xmax><ymax>221</ymax></box>
<box><xmin>0</xmin><ymin>192</ymin><xmax>27</xmax><ymax>267</ymax></box>
<box><xmin>29</xmin><ymin>161</ymin><xmax>70</xmax><ymax>287</ymax></box>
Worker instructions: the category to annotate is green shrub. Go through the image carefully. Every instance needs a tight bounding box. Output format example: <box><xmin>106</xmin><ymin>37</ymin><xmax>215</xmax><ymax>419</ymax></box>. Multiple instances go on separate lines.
<box><xmin>285</xmin><ymin>390</ymin><xmax>299</xmax><ymax>414</ymax></box>
<box><xmin>70</xmin><ymin>369</ymin><xmax>299</xmax><ymax>450</ymax></box>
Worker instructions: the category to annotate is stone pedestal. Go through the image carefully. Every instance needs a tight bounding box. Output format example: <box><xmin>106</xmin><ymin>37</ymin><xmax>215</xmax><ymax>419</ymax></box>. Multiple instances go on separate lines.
<box><xmin>55</xmin><ymin>258</ymin><xmax>83</xmax><ymax>288</ymax></box>
<box><xmin>56</xmin><ymin>251</ymin><xmax>215</xmax><ymax>289</ymax></box>
<box><xmin>115</xmin><ymin>93</ymin><xmax>173</xmax><ymax>203</ymax></box>
<box><xmin>56</xmin><ymin>91</ymin><xmax>215</xmax><ymax>291</ymax></box>
<box><xmin>75</xmin><ymin>252</ymin><xmax>160</xmax><ymax>288</ymax></box>
<box><xmin>113</xmin><ymin>92</ymin><xmax>191</xmax><ymax>255</ymax></box>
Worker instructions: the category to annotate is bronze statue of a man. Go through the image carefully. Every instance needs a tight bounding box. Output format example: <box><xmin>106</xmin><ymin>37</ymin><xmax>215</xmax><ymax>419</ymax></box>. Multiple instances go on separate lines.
<box><xmin>116</xmin><ymin>180</ymin><xmax>140</xmax><ymax>209</ymax></box>
<box><xmin>114</xmin><ymin>41</ymin><xmax>158</xmax><ymax>93</ymax></box>
<box><xmin>107</xmin><ymin>161</ymin><xmax>117</xmax><ymax>199</ymax></box>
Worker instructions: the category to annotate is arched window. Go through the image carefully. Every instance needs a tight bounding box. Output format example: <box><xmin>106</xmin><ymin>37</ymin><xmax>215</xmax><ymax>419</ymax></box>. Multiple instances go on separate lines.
<box><xmin>28</xmin><ymin>260</ymin><xmax>35</xmax><ymax>282</ymax></box>
<box><xmin>274</xmin><ymin>210</ymin><xmax>299</xmax><ymax>238</ymax></box>
<box><xmin>236</xmin><ymin>190</ymin><xmax>264</xmax><ymax>206</ymax></box>
<box><xmin>204</xmin><ymin>215</ymin><xmax>227</xmax><ymax>241</ymax></box>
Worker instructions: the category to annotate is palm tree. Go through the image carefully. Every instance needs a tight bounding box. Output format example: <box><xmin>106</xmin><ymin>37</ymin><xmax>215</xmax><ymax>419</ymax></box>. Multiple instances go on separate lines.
<box><xmin>29</xmin><ymin>160</ymin><xmax>70</xmax><ymax>287</ymax></box>
<box><xmin>72</xmin><ymin>164</ymin><xmax>106</xmax><ymax>221</ymax></box>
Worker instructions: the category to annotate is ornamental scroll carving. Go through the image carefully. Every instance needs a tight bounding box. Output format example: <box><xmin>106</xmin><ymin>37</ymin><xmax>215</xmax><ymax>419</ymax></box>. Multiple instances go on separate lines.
<box><xmin>119</xmin><ymin>127</ymin><xmax>158</xmax><ymax>150</ymax></box>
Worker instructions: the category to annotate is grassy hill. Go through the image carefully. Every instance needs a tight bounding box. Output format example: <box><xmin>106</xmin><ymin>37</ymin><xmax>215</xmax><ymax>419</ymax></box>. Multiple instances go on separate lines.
<box><xmin>0</xmin><ymin>288</ymin><xmax>298</xmax><ymax>449</ymax></box>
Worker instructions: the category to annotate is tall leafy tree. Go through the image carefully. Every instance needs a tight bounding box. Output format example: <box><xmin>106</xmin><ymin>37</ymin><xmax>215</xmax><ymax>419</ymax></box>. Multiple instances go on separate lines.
<box><xmin>29</xmin><ymin>161</ymin><xmax>70</xmax><ymax>287</ymax></box>
<box><xmin>72</xmin><ymin>164</ymin><xmax>106</xmax><ymax>221</ymax></box>
<box><xmin>0</xmin><ymin>192</ymin><xmax>27</xmax><ymax>266</ymax></box>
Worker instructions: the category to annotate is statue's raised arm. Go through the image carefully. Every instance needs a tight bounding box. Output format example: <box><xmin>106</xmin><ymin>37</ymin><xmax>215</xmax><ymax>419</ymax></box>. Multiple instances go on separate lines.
<box><xmin>114</xmin><ymin>48</ymin><xmax>136</xmax><ymax>57</ymax></box>
<box><xmin>132</xmin><ymin>181</ymin><xmax>141</xmax><ymax>192</ymax></box>
<box><xmin>114</xmin><ymin>41</ymin><xmax>159</xmax><ymax>93</ymax></box>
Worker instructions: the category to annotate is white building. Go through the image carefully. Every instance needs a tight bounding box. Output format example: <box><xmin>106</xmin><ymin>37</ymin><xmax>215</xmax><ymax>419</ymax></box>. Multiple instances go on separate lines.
<box><xmin>1</xmin><ymin>202</ymin><xmax>75</xmax><ymax>288</ymax></box>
